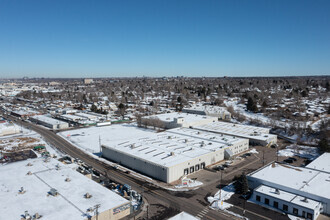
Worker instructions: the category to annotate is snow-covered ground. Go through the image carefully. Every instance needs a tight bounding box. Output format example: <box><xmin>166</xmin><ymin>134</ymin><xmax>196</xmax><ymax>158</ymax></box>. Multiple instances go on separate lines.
<box><xmin>208</xmin><ymin>184</ymin><xmax>235</xmax><ymax>210</ymax></box>
<box><xmin>175</xmin><ymin>178</ymin><xmax>203</xmax><ymax>189</ymax></box>
<box><xmin>0</xmin><ymin>125</ymin><xmax>62</xmax><ymax>157</ymax></box>
<box><xmin>58</xmin><ymin>123</ymin><xmax>155</xmax><ymax>154</ymax></box>
<box><xmin>277</xmin><ymin>144</ymin><xmax>319</xmax><ymax>159</ymax></box>
<box><xmin>208</xmin><ymin>183</ymin><xmax>248</xmax><ymax>219</ymax></box>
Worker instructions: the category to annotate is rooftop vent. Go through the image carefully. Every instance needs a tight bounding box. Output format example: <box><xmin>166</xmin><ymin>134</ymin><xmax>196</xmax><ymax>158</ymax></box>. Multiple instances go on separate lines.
<box><xmin>65</xmin><ymin>178</ymin><xmax>71</xmax><ymax>182</ymax></box>
<box><xmin>168</xmin><ymin>136</ymin><xmax>172</xmax><ymax>139</ymax></box>
<box><xmin>24</xmin><ymin>211</ymin><xmax>31</xmax><ymax>220</ymax></box>
<box><xmin>34</xmin><ymin>213</ymin><xmax>42</xmax><ymax>219</ymax></box>
<box><xmin>19</xmin><ymin>187</ymin><xmax>26</xmax><ymax>194</ymax></box>
<box><xmin>84</xmin><ymin>192</ymin><xmax>92</xmax><ymax>199</ymax></box>
<box><xmin>301</xmin><ymin>197</ymin><xmax>308</xmax><ymax>203</ymax></box>
<box><xmin>170</xmin><ymin>152</ymin><xmax>175</xmax><ymax>156</ymax></box>
<box><xmin>184</xmin><ymin>139</ymin><xmax>188</xmax><ymax>143</ymax></box>
<box><xmin>26</xmin><ymin>171</ymin><xmax>32</xmax><ymax>175</ymax></box>
<box><xmin>274</xmin><ymin>189</ymin><xmax>280</xmax><ymax>195</ymax></box>
<box><xmin>49</xmin><ymin>188</ymin><xmax>58</xmax><ymax>197</ymax></box>
<box><xmin>26</xmin><ymin>163</ymin><xmax>32</xmax><ymax>166</ymax></box>
<box><xmin>130</xmin><ymin>144</ymin><xmax>135</xmax><ymax>149</ymax></box>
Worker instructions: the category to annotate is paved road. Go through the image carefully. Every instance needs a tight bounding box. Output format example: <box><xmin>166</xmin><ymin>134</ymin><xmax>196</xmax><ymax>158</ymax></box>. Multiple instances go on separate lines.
<box><xmin>4</xmin><ymin>115</ymin><xmax>238</xmax><ymax>220</ymax></box>
<box><xmin>4</xmin><ymin>114</ymin><xmax>289</xmax><ymax>220</ymax></box>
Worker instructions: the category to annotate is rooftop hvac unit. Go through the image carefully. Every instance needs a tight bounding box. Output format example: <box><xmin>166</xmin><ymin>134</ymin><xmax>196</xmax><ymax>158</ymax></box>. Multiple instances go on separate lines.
<box><xmin>49</xmin><ymin>188</ymin><xmax>58</xmax><ymax>196</ymax></box>
<box><xmin>168</xmin><ymin>136</ymin><xmax>172</xmax><ymax>139</ymax></box>
<box><xmin>84</xmin><ymin>192</ymin><xmax>92</xmax><ymax>199</ymax></box>
<box><xmin>130</xmin><ymin>144</ymin><xmax>135</xmax><ymax>149</ymax></box>
<box><xmin>170</xmin><ymin>152</ymin><xmax>175</xmax><ymax>156</ymax></box>
<box><xmin>65</xmin><ymin>178</ymin><xmax>71</xmax><ymax>182</ymax></box>
<box><xmin>26</xmin><ymin>171</ymin><xmax>32</xmax><ymax>175</ymax></box>
<box><xmin>301</xmin><ymin>197</ymin><xmax>308</xmax><ymax>203</ymax></box>
<box><xmin>184</xmin><ymin>139</ymin><xmax>188</xmax><ymax>143</ymax></box>
<box><xmin>24</xmin><ymin>211</ymin><xmax>31</xmax><ymax>220</ymax></box>
<box><xmin>275</xmin><ymin>189</ymin><xmax>280</xmax><ymax>195</ymax></box>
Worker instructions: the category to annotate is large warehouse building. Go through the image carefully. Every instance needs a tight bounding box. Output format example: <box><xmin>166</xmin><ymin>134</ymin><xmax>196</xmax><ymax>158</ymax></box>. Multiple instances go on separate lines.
<box><xmin>247</xmin><ymin>153</ymin><xmax>330</xmax><ymax>220</ymax></box>
<box><xmin>142</xmin><ymin>112</ymin><xmax>218</xmax><ymax>129</ymax></box>
<box><xmin>102</xmin><ymin>127</ymin><xmax>249</xmax><ymax>183</ymax></box>
<box><xmin>182</xmin><ymin>104</ymin><xmax>231</xmax><ymax>120</ymax></box>
<box><xmin>193</xmin><ymin>121</ymin><xmax>277</xmax><ymax>146</ymax></box>
<box><xmin>30</xmin><ymin>115</ymin><xmax>69</xmax><ymax>130</ymax></box>
<box><xmin>0</xmin><ymin>157</ymin><xmax>130</xmax><ymax>220</ymax></box>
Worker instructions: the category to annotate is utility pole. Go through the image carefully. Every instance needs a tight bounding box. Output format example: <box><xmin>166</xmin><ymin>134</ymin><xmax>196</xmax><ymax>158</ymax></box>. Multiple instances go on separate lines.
<box><xmin>99</xmin><ymin>135</ymin><xmax>102</xmax><ymax>157</ymax></box>
<box><xmin>94</xmin><ymin>204</ymin><xmax>100</xmax><ymax>220</ymax></box>
<box><xmin>262</xmin><ymin>149</ymin><xmax>265</xmax><ymax>166</ymax></box>
<box><xmin>276</xmin><ymin>144</ymin><xmax>279</xmax><ymax>162</ymax></box>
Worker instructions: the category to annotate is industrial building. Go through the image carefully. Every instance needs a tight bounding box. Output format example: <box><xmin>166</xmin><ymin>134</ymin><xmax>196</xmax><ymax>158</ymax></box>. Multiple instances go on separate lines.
<box><xmin>0</xmin><ymin>157</ymin><xmax>130</xmax><ymax>220</ymax></box>
<box><xmin>0</xmin><ymin>121</ymin><xmax>20</xmax><ymax>136</ymax></box>
<box><xmin>247</xmin><ymin>153</ymin><xmax>330</xmax><ymax>220</ymax></box>
<box><xmin>11</xmin><ymin>109</ymin><xmax>41</xmax><ymax>119</ymax></box>
<box><xmin>193</xmin><ymin>121</ymin><xmax>277</xmax><ymax>146</ymax></box>
<box><xmin>142</xmin><ymin>112</ymin><xmax>218</xmax><ymax>129</ymax></box>
<box><xmin>30</xmin><ymin>115</ymin><xmax>69</xmax><ymax>130</ymax></box>
<box><xmin>182</xmin><ymin>104</ymin><xmax>231</xmax><ymax>120</ymax></box>
<box><xmin>102</xmin><ymin>127</ymin><xmax>249</xmax><ymax>183</ymax></box>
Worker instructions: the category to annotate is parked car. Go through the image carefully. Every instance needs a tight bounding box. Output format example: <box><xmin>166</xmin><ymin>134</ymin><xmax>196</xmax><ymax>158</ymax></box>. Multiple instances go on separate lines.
<box><xmin>288</xmin><ymin>157</ymin><xmax>297</xmax><ymax>161</ymax></box>
<box><xmin>283</xmin><ymin>159</ymin><xmax>294</xmax><ymax>164</ymax></box>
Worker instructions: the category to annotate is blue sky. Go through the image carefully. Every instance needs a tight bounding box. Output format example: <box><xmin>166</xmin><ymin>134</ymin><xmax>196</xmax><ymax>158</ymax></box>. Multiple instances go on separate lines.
<box><xmin>0</xmin><ymin>0</ymin><xmax>329</xmax><ymax>78</ymax></box>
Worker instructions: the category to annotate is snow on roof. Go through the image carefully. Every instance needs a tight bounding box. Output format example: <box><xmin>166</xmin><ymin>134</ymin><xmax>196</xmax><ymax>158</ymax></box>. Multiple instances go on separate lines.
<box><xmin>250</xmin><ymin>163</ymin><xmax>330</xmax><ymax>200</ymax></box>
<box><xmin>12</xmin><ymin>109</ymin><xmax>40</xmax><ymax>116</ymax></box>
<box><xmin>144</xmin><ymin>112</ymin><xmax>217</xmax><ymax>123</ymax></box>
<box><xmin>306</xmin><ymin>153</ymin><xmax>330</xmax><ymax>172</ymax></box>
<box><xmin>255</xmin><ymin>185</ymin><xmax>321</xmax><ymax>210</ymax></box>
<box><xmin>103</xmin><ymin>127</ymin><xmax>246</xmax><ymax>167</ymax></box>
<box><xmin>61</xmin><ymin>114</ymin><xmax>85</xmax><ymax>121</ymax></box>
<box><xmin>59</xmin><ymin>124</ymin><xmax>156</xmax><ymax>153</ymax></box>
<box><xmin>194</xmin><ymin>121</ymin><xmax>275</xmax><ymax>142</ymax></box>
<box><xmin>0</xmin><ymin>157</ymin><xmax>129</xmax><ymax>220</ymax></box>
<box><xmin>184</xmin><ymin>104</ymin><xmax>228</xmax><ymax>113</ymax></box>
<box><xmin>31</xmin><ymin>115</ymin><xmax>68</xmax><ymax>126</ymax></box>
<box><xmin>167</xmin><ymin>127</ymin><xmax>246</xmax><ymax>146</ymax></box>
<box><xmin>168</xmin><ymin>211</ymin><xmax>200</xmax><ymax>220</ymax></box>
<box><xmin>0</xmin><ymin>121</ymin><xmax>20</xmax><ymax>134</ymax></box>
<box><xmin>75</xmin><ymin>112</ymin><xmax>98</xmax><ymax>120</ymax></box>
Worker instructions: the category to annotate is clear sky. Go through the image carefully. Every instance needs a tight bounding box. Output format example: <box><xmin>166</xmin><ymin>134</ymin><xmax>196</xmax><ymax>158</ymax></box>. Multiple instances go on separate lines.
<box><xmin>0</xmin><ymin>0</ymin><xmax>329</xmax><ymax>78</ymax></box>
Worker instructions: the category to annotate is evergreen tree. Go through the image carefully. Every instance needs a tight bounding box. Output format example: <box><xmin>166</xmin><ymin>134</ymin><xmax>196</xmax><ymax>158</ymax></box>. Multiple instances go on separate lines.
<box><xmin>318</xmin><ymin>138</ymin><xmax>329</xmax><ymax>153</ymax></box>
<box><xmin>246</xmin><ymin>97</ymin><xmax>258</xmax><ymax>113</ymax></box>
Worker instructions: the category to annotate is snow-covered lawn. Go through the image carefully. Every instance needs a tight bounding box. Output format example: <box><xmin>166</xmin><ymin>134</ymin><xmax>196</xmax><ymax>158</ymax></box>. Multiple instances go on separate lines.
<box><xmin>277</xmin><ymin>144</ymin><xmax>319</xmax><ymax>159</ymax></box>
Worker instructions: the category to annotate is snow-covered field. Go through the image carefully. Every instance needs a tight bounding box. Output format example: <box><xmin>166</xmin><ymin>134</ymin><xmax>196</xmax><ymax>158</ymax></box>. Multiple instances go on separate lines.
<box><xmin>277</xmin><ymin>144</ymin><xmax>319</xmax><ymax>159</ymax></box>
<box><xmin>58</xmin><ymin>123</ymin><xmax>155</xmax><ymax>154</ymax></box>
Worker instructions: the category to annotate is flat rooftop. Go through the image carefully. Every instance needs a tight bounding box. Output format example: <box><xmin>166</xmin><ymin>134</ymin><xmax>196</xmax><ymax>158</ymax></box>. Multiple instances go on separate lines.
<box><xmin>31</xmin><ymin>115</ymin><xmax>67</xmax><ymax>125</ymax></box>
<box><xmin>168</xmin><ymin>211</ymin><xmax>199</xmax><ymax>220</ymax></box>
<box><xmin>167</xmin><ymin>127</ymin><xmax>246</xmax><ymax>146</ymax></box>
<box><xmin>0</xmin><ymin>157</ymin><xmax>129</xmax><ymax>220</ymax></box>
<box><xmin>194</xmin><ymin>121</ymin><xmax>274</xmax><ymax>142</ymax></box>
<box><xmin>306</xmin><ymin>153</ymin><xmax>330</xmax><ymax>172</ymax></box>
<box><xmin>59</xmin><ymin>124</ymin><xmax>155</xmax><ymax>153</ymax></box>
<box><xmin>249</xmin><ymin>163</ymin><xmax>330</xmax><ymax>200</ymax></box>
<box><xmin>144</xmin><ymin>112</ymin><xmax>217</xmax><ymax>123</ymax></box>
<box><xmin>255</xmin><ymin>185</ymin><xmax>321</xmax><ymax>210</ymax></box>
<box><xmin>103</xmin><ymin>127</ymin><xmax>247</xmax><ymax>167</ymax></box>
<box><xmin>75</xmin><ymin>112</ymin><xmax>98</xmax><ymax>119</ymax></box>
<box><xmin>184</xmin><ymin>104</ymin><xmax>228</xmax><ymax>114</ymax></box>
<box><xmin>61</xmin><ymin>114</ymin><xmax>85</xmax><ymax>121</ymax></box>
